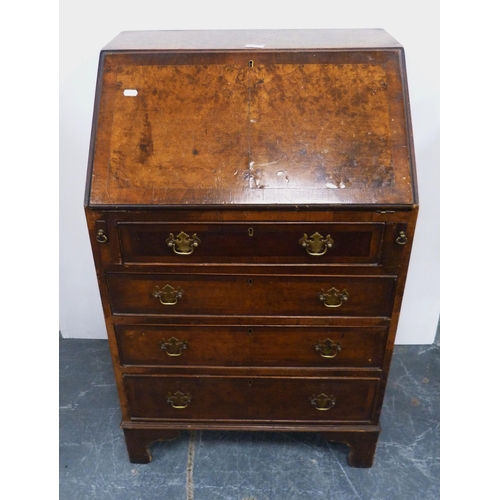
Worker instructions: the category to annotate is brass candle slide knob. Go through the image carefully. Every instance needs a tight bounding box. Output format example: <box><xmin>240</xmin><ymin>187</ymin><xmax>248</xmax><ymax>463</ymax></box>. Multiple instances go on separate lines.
<box><xmin>96</xmin><ymin>229</ymin><xmax>108</xmax><ymax>243</ymax></box>
<box><xmin>396</xmin><ymin>230</ymin><xmax>408</xmax><ymax>245</ymax></box>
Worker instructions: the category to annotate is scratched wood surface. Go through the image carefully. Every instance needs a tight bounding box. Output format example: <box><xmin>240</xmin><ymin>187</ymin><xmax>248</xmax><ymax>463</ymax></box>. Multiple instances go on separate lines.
<box><xmin>88</xmin><ymin>42</ymin><xmax>415</xmax><ymax>206</ymax></box>
<box><xmin>84</xmin><ymin>31</ymin><xmax>419</xmax><ymax>468</ymax></box>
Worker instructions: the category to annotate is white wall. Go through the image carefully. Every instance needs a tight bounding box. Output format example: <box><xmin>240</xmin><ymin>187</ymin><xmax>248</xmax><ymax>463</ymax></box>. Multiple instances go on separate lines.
<box><xmin>60</xmin><ymin>0</ymin><xmax>439</xmax><ymax>343</ymax></box>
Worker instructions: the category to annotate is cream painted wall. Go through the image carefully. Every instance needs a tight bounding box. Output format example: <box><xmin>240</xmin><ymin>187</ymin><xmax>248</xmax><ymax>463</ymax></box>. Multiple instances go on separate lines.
<box><xmin>59</xmin><ymin>0</ymin><xmax>439</xmax><ymax>343</ymax></box>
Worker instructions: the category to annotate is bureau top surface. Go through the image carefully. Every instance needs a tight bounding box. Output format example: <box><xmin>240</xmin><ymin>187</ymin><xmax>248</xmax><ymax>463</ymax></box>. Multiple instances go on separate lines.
<box><xmin>86</xmin><ymin>30</ymin><xmax>417</xmax><ymax>208</ymax></box>
<box><xmin>102</xmin><ymin>29</ymin><xmax>402</xmax><ymax>51</ymax></box>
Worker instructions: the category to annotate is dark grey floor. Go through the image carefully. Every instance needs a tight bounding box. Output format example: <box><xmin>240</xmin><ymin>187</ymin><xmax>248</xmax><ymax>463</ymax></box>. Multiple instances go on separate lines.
<box><xmin>60</xmin><ymin>331</ymin><xmax>439</xmax><ymax>500</ymax></box>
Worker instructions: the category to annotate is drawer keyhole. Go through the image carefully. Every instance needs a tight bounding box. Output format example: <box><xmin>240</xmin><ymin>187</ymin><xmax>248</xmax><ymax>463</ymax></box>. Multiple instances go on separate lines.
<box><xmin>248</xmin><ymin>380</ymin><xmax>253</xmax><ymax>387</ymax></box>
<box><xmin>248</xmin><ymin>227</ymin><xmax>254</xmax><ymax>236</ymax></box>
<box><xmin>247</xmin><ymin>279</ymin><xmax>253</xmax><ymax>286</ymax></box>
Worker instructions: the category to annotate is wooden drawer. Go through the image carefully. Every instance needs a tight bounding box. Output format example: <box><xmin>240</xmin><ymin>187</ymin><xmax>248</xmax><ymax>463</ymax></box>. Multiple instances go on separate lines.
<box><xmin>124</xmin><ymin>374</ymin><xmax>379</xmax><ymax>422</ymax></box>
<box><xmin>115</xmin><ymin>324</ymin><xmax>388</xmax><ymax>368</ymax></box>
<box><xmin>118</xmin><ymin>222</ymin><xmax>384</xmax><ymax>265</ymax></box>
<box><xmin>107</xmin><ymin>273</ymin><xmax>397</xmax><ymax>317</ymax></box>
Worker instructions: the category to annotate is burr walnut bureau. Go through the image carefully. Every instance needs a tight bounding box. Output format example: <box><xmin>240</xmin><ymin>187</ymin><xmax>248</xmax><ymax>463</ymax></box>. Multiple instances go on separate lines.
<box><xmin>84</xmin><ymin>29</ymin><xmax>418</xmax><ymax>468</ymax></box>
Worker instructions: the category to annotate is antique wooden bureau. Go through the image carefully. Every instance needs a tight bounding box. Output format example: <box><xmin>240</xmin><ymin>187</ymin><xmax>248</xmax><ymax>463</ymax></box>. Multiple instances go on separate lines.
<box><xmin>84</xmin><ymin>29</ymin><xmax>418</xmax><ymax>468</ymax></box>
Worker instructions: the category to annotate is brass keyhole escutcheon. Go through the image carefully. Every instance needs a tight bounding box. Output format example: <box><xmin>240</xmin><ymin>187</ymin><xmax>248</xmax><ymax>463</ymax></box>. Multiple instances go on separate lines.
<box><xmin>318</xmin><ymin>287</ymin><xmax>349</xmax><ymax>308</ymax></box>
<box><xmin>166</xmin><ymin>391</ymin><xmax>192</xmax><ymax>409</ymax></box>
<box><xmin>248</xmin><ymin>227</ymin><xmax>254</xmax><ymax>236</ymax></box>
<box><xmin>160</xmin><ymin>337</ymin><xmax>188</xmax><ymax>356</ymax></box>
<box><xmin>152</xmin><ymin>284</ymin><xmax>184</xmax><ymax>305</ymax></box>
<box><xmin>310</xmin><ymin>393</ymin><xmax>336</xmax><ymax>411</ymax></box>
<box><xmin>299</xmin><ymin>232</ymin><xmax>334</xmax><ymax>256</ymax></box>
<box><xmin>166</xmin><ymin>231</ymin><xmax>200</xmax><ymax>255</ymax></box>
<box><xmin>315</xmin><ymin>339</ymin><xmax>342</xmax><ymax>358</ymax></box>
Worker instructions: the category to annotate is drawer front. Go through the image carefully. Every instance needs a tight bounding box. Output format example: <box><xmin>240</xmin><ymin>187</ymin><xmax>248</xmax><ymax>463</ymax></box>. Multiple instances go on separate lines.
<box><xmin>124</xmin><ymin>375</ymin><xmax>379</xmax><ymax>422</ymax></box>
<box><xmin>107</xmin><ymin>273</ymin><xmax>396</xmax><ymax>317</ymax></box>
<box><xmin>115</xmin><ymin>325</ymin><xmax>388</xmax><ymax>368</ymax></box>
<box><xmin>118</xmin><ymin>222</ymin><xmax>384</xmax><ymax>265</ymax></box>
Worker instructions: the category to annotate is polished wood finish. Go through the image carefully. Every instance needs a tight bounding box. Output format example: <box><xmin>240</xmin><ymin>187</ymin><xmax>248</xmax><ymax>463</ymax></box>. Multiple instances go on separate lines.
<box><xmin>118</xmin><ymin>222</ymin><xmax>385</xmax><ymax>265</ymax></box>
<box><xmin>124</xmin><ymin>374</ymin><xmax>379</xmax><ymax>421</ymax></box>
<box><xmin>114</xmin><ymin>324</ymin><xmax>388</xmax><ymax>368</ymax></box>
<box><xmin>122</xmin><ymin>428</ymin><xmax>180</xmax><ymax>464</ymax></box>
<box><xmin>85</xmin><ymin>29</ymin><xmax>418</xmax><ymax>468</ymax></box>
<box><xmin>88</xmin><ymin>32</ymin><xmax>415</xmax><ymax>207</ymax></box>
<box><xmin>106</xmin><ymin>272</ymin><xmax>396</xmax><ymax>317</ymax></box>
<box><xmin>321</xmin><ymin>429</ymin><xmax>380</xmax><ymax>468</ymax></box>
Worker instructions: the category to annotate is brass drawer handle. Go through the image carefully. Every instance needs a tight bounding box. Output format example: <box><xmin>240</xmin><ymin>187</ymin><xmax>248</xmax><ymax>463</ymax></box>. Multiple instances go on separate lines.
<box><xmin>160</xmin><ymin>337</ymin><xmax>188</xmax><ymax>356</ymax></box>
<box><xmin>315</xmin><ymin>339</ymin><xmax>342</xmax><ymax>358</ymax></box>
<box><xmin>318</xmin><ymin>287</ymin><xmax>349</xmax><ymax>308</ymax></box>
<box><xmin>166</xmin><ymin>231</ymin><xmax>201</xmax><ymax>255</ymax></box>
<box><xmin>310</xmin><ymin>393</ymin><xmax>336</xmax><ymax>411</ymax></box>
<box><xmin>152</xmin><ymin>284</ymin><xmax>184</xmax><ymax>305</ymax></box>
<box><xmin>166</xmin><ymin>391</ymin><xmax>192</xmax><ymax>409</ymax></box>
<box><xmin>299</xmin><ymin>232</ymin><xmax>334</xmax><ymax>256</ymax></box>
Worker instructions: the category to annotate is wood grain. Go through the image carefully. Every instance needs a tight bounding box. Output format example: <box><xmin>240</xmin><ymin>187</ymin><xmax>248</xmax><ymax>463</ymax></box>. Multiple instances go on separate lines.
<box><xmin>106</xmin><ymin>272</ymin><xmax>397</xmax><ymax>317</ymax></box>
<box><xmin>118</xmin><ymin>221</ymin><xmax>384</xmax><ymax>265</ymax></box>
<box><xmin>124</xmin><ymin>374</ymin><xmax>379</xmax><ymax>422</ymax></box>
<box><xmin>88</xmin><ymin>49</ymin><xmax>414</xmax><ymax>206</ymax></box>
<box><xmin>84</xmin><ymin>29</ymin><xmax>419</xmax><ymax>468</ymax></box>
<box><xmin>114</xmin><ymin>324</ymin><xmax>388</xmax><ymax>368</ymax></box>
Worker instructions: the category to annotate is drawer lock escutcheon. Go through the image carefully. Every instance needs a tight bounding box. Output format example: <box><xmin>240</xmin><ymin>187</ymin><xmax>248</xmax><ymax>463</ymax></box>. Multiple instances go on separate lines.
<box><xmin>310</xmin><ymin>393</ymin><xmax>336</xmax><ymax>411</ymax></box>
<box><xmin>152</xmin><ymin>284</ymin><xmax>184</xmax><ymax>306</ymax></box>
<box><xmin>315</xmin><ymin>339</ymin><xmax>342</xmax><ymax>358</ymax></box>
<box><xmin>299</xmin><ymin>232</ymin><xmax>334</xmax><ymax>256</ymax></box>
<box><xmin>160</xmin><ymin>337</ymin><xmax>188</xmax><ymax>356</ymax></box>
<box><xmin>318</xmin><ymin>287</ymin><xmax>349</xmax><ymax>308</ymax></box>
<box><xmin>166</xmin><ymin>391</ymin><xmax>192</xmax><ymax>409</ymax></box>
<box><xmin>166</xmin><ymin>231</ymin><xmax>201</xmax><ymax>255</ymax></box>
